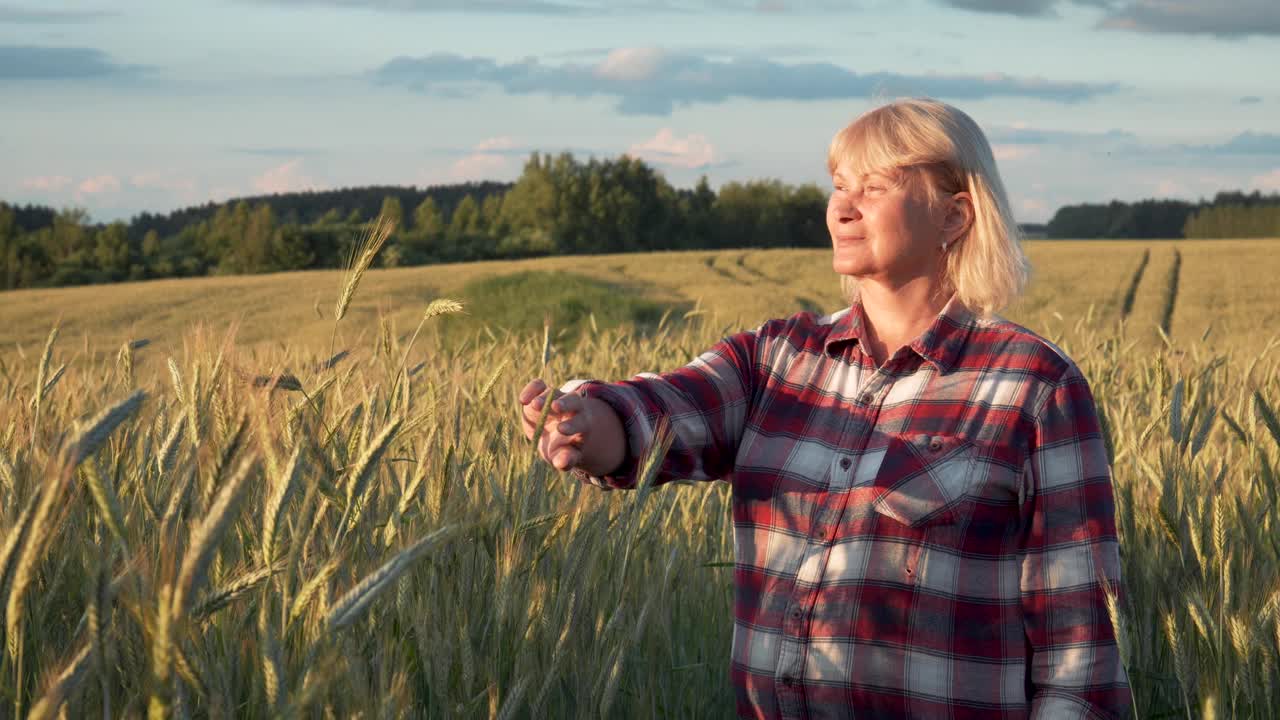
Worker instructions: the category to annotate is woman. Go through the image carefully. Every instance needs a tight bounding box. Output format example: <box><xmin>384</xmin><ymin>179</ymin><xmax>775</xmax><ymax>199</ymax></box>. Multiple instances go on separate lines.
<box><xmin>518</xmin><ymin>98</ymin><xmax>1130</xmax><ymax>719</ymax></box>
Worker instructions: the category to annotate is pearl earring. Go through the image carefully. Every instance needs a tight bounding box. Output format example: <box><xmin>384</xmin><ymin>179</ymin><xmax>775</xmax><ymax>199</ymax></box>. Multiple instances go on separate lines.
<box><xmin>941</xmin><ymin>240</ymin><xmax>948</xmax><ymax>252</ymax></box>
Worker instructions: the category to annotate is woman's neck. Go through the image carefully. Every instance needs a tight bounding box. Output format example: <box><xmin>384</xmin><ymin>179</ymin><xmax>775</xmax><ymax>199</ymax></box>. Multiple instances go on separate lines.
<box><xmin>856</xmin><ymin>277</ymin><xmax>952</xmax><ymax>369</ymax></box>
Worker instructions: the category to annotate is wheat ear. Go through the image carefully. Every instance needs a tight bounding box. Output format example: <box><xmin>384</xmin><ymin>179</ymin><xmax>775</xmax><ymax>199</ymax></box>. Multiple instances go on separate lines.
<box><xmin>326</xmin><ymin>525</ymin><xmax>456</xmax><ymax>631</ymax></box>
<box><xmin>171</xmin><ymin>453</ymin><xmax>257</xmax><ymax>616</ymax></box>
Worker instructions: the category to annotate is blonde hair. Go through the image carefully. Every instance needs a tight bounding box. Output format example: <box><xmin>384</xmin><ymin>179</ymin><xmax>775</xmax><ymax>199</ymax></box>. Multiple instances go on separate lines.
<box><xmin>827</xmin><ymin>98</ymin><xmax>1029</xmax><ymax>316</ymax></box>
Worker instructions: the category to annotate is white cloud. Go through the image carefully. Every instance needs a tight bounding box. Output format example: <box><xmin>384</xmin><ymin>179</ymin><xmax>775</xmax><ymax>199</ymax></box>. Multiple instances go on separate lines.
<box><xmin>1252</xmin><ymin>168</ymin><xmax>1280</xmax><ymax>192</ymax></box>
<box><xmin>992</xmin><ymin>144</ymin><xmax>1038</xmax><ymax>161</ymax></box>
<box><xmin>77</xmin><ymin>175</ymin><xmax>121</xmax><ymax>195</ymax></box>
<box><xmin>1017</xmin><ymin>197</ymin><xmax>1048</xmax><ymax>217</ymax></box>
<box><xmin>444</xmin><ymin>137</ymin><xmax>526</xmax><ymax>181</ymax></box>
<box><xmin>593</xmin><ymin>47</ymin><xmax>666</xmax><ymax>82</ymax></box>
<box><xmin>251</xmin><ymin>159</ymin><xmax>316</xmax><ymax>194</ymax></box>
<box><xmin>374</xmin><ymin>50</ymin><xmax>1117</xmax><ymax>117</ymax></box>
<box><xmin>208</xmin><ymin>186</ymin><xmax>241</xmax><ymax>203</ymax></box>
<box><xmin>450</xmin><ymin>153</ymin><xmax>508</xmax><ymax>181</ymax></box>
<box><xmin>474</xmin><ymin>136</ymin><xmax>516</xmax><ymax>151</ymax></box>
<box><xmin>627</xmin><ymin>128</ymin><xmax>719</xmax><ymax>169</ymax></box>
<box><xmin>1100</xmin><ymin>0</ymin><xmax>1280</xmax><ymax>38</ymax></box>
<box><xmin>130</xmin><ymin>172</ymin><xmax>197</xmax><ymax>193</ymax></box>
<box><xmin>21</xmin><ymin>175</ymin><xmax>72</xmax><ymax>192</ymax></box>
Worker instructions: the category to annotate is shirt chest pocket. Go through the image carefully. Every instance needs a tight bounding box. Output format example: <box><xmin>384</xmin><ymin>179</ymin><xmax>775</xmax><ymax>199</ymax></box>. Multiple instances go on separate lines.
<box><xmin>869</xmin><ymin>433</ymin><xmax>977</xmax><ymax>528</ymax></box>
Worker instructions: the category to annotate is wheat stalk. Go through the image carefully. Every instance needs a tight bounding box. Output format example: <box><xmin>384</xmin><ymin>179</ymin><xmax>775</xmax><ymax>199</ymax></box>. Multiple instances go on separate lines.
<box><xmin>395</xmin><ymin>299</ymin><xmax>465</xmax><ymax>379</ymax></box>
<box><xmin>598</xmin><ymin>644</ymin><xmax>626</xmax><ymax>719</ymax></box>
<box><xmin>67</xmin><ymin>389</ymin><xmax>146</xmax><ymax>467</ymax></box>
<box><xmin>263</xmin><ymin>444</ymin><xmax>303</xmax><ymax>567</ymax></box>
<box><xmin>171</xmin><ymin>453</ymin><xmax>257</xmax><ymax>616</ymax></box>
<box><xmin>192</xmin><ymin>563</ymin><xmax>281</xmax><ymax>619</ymax></box>
<box><xmin>167</xmin><ymin>357</ymin><xmax>186</xmax><ymax>406</ymax></box>
<box><xmin>334</xmin><ymin>214</ymin><xmax>396</xmax><ymax>326</ymax></box>
<box><xmin>149</xmin><ymin>584</ymin><xmax>173</xmax><ymax>720</ymax></box>
<box><xmin>336</xmin><ymin>416</ymin><xmax>403</xmax><ymax>542</ymax></box>
<box><xmin>159</xmin><ymin>465</ymin><xmax>197</xmax><ymax>538</ymax></box>
<box><xmin>259</xmin><ymin>601</ymin><xmax>284</xmax><ymax>713</ymax></box>
<box><xmin>81</xmin><ymin>457</ymin><xmax>128</xmax><ymax>548</ymax></box>
<box><xmin>29</xmin><ymin>323</ymin><xmax>58</xmax><ymax>450</ymax></box>
<box><xmin>326</xmin><ymin>525</ymin><xmax>456</xmax><ymax>632</ymax></box>
<box><xmin>0</xmin><ymin>449</ymin><xmax>15</xmax><ymax>495</ymax></box>
<box><xmin>494</xmin><ymin>677</ymin><xmax>530</xmax><ymax>720</ymax></box>
<box><xmin>89</xmin><ymin>558</ymin><xmax>112</xmax><ymax>720</ymax></box>
<box><xmin>1163</xmin><ymin>611</ymin><xmax>1195</xmax><ymax>720</ymax></box>
<box><xmin>0</xmin><ymin>494</ymin><xmax>38</xmax><ymax>636</ymax></box>
<box><xmin>289</xmin><ymin>556</ymin><xmax>342</xmax><ymax>626</ymax></box>
<box><xmin>6</xmin><ymin>391</ymin><xmax>144</xmax><ymax>663</ymax></box>
<box><xmin>26</xmin><ymin>641</ymin><xmax>93</xmax><ymax>720</ymax></box>
<box><xmin>155</xmin><ymin>416</ymin><xmax>185</xmax><ymax>480</ymax></box>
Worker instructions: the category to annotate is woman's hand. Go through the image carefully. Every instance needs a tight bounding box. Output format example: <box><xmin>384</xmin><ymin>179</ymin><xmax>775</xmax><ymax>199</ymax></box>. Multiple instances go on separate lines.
<box><xmin>519</xmin><ymin>379</ymin><xmax>586</xmax><ymax>471</ymax></box>
<box><xmin>518</xmin><ymin>378</ymin><xmax>627</xmax><ymax>476</ymax></box>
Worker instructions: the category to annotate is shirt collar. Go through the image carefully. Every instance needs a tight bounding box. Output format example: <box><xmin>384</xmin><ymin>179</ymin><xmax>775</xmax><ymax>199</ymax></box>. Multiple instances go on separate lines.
<box><xmin>823</xmin><ymin>292</ymin><xmax>976</xmax><ymax>374</ymax></box>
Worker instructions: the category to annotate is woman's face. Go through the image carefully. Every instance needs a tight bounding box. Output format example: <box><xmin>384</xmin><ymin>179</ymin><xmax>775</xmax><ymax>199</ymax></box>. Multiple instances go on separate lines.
<box><xmin>826</xmin><ymin>160</ymin><xmax>945</xmax><ymax>287</ymax></box>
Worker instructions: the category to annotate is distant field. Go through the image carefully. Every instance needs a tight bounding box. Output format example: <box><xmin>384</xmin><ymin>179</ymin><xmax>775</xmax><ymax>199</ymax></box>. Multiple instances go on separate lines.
<box><xmin>3</xmin><ymin>239</ymin><xmax>1277</xmax><ymax>367</ymax></box>
<box><xmin>2</xmin><ymin>237</ymin><xmax>1279</xmax><ymax>717</ymax></box>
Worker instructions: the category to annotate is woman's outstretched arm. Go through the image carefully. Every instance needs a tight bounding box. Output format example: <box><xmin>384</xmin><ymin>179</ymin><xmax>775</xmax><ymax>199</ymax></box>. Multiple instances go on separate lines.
<box><xmin>518</xmin><ymin>325</ymin><xmax>762</xmax><ymax>490</ymax></box>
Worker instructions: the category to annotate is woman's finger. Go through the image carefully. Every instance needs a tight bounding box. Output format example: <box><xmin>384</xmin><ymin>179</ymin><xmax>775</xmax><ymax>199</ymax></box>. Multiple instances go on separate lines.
<box><xmin>551</xmin><ymin>393</ymin><xmax>581</xmax><ymax>415</ymax></box>
<box><xmin>532</xmin><ymin>387</ymin><xmax>565</xmax><ymax>412</ymax></box>
<box><xmin>553</xmin><ymin>447</ymin><xmax>581</xmax><ymax>471</ymax></box>
<box><xmin>518</xmin><ymin>379</ymin><xmax>546</xmax><ymax>405</ymax></box>
<box><xmin>545</xmin><ymin>427</ymin><xmax>574</xmax><ymax>453</ymax></box>
<box><xmin>521</xmin><ymin>403</ymin><xmax>545</xmax><ymax>439</ymax></box>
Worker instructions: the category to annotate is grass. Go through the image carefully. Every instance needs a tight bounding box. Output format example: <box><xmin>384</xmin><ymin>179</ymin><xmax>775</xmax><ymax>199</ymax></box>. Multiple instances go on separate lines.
<box><xmin>432</xmin><ymin>270</ymin><xmax>687</xmax><ymax>349</ymax></box>
<box><xmin>0</xmin><ymin>236</ymin><xmax>1278</xmax><ymax>717</ymax></box>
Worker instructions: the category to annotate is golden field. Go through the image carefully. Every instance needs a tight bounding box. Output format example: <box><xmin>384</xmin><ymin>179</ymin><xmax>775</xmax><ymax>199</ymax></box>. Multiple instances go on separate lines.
<box><xmin>3</xmin><ymin>240</ymin><xmax>1279</xmax><ymax>365</ymax></box>
<box><xmin>0</xmin><ymin>239</ymin><xmax>1277</xmax><ymax>718</ymax></box>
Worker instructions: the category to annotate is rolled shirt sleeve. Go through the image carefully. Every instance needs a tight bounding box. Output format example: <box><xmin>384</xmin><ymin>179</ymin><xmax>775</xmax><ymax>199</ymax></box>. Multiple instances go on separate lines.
<box><xmin>559</xmin><ymin>325</ymin><xmax>760</xmax><ymax>490</ymax></box>
<box><xmin>1019</xmin><ymin>363</ymin><xmax>1132</xmax><ymax>719</ymax></box>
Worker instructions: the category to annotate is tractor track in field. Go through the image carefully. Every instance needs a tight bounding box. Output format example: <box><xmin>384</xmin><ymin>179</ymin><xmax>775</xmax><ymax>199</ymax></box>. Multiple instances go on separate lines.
<box><xmin>1119</xmin><ymin>245</ymin><xmax>1182</xmax><ymax>341</ymax></box>
<box><xmin>1120</xmin><ymin>248</ymin><xmax>1151</xmax><ymax>320</ymax></box>
<box><xmin>1159</xmin><ymin>249</ymin><xmax>1182</xmax><ymax>337</ymax></box>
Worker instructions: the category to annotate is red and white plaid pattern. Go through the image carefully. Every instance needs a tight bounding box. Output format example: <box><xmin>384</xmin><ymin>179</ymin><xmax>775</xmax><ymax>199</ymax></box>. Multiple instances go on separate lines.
<box><xmin>562</xmin><ymin>294</ymin><xmax>1130</xmax><ymax>719</ymax></box>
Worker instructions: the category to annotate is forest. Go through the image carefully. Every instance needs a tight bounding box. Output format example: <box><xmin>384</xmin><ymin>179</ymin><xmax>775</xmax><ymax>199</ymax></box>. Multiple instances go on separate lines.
<box><xmin>1</xmin><ymin>151</ymin><xmax>1277</xmax><ymax>291</ymax></box>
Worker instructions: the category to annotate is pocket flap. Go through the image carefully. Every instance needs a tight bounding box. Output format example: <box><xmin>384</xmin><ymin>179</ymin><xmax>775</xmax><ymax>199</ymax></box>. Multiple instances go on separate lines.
<box><xmin>871</xmin><ymin>433</ymin><xmax>976</xmax><ymax>528</ymax></box>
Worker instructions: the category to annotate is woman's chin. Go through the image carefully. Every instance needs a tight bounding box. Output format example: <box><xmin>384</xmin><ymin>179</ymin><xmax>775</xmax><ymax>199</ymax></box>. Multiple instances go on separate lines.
<box><xmin>832</xmin><ymin>259</ymin><xmax>870</xmax><ymax>277</ymax></box>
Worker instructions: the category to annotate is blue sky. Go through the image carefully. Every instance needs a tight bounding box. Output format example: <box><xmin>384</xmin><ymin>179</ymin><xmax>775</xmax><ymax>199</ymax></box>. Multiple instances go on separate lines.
<box><xmin>2</xmin><ymin>0</ymin><xmax>1278</xmax><ymax>223</ymax></box>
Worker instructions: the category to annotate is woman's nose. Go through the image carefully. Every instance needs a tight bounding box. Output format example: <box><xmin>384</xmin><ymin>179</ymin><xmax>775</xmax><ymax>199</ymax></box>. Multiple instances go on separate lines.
<box><xmin>833</xmin><ymin>201</ymin><xmax>861</xmax><ymax>222</ymax></box>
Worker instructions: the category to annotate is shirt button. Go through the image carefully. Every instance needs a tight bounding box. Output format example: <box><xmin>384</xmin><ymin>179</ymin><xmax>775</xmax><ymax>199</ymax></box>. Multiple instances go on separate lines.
<box><xmin>860</xmin><ymin>392</ymin><xmax>874</xmax><ymax>404</ymax></box>
<box><xmin>928</xmin><ymin>437</ymin><xmax>943</xmax><ymax>452</ymax></box>
<box><xmin>791</xmin><ymin>608</ymin><xmax>802</xmax><ymax>620</ymax></box>
<box><xmin>839</xmin><ymin>457</ymin><xmax>852</xmax><ymax>470</ymax></box>
<box><xmin>782</xmin><ymin>675</ymin><xmax>797</xmax><ymax>687</ymax></box>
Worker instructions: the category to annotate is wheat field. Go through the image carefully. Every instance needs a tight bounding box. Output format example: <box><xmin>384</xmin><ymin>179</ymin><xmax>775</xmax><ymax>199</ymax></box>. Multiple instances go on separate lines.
<box><xmin>4</xmin><ymin>239</ymin><xmax>1279</xmax><ymax>367</ymax></box>
<box><xmin>0</xmin><ymin>238</ymin><xmax>1278</xmax><ymax>718</ymax></box>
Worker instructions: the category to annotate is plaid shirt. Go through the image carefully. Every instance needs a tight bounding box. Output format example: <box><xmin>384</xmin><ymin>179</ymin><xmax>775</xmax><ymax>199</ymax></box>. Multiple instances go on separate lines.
<box><xmin>562</xmin><ymin>294</ymin><xmax>1130</xmax><ymax>719</ymax></box>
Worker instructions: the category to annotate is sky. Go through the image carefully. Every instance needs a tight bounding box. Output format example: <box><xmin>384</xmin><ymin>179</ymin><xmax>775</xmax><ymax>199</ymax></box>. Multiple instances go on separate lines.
<box><xmin>2</xmin><ymin>0</ymin><xmax>1278</xmax><ymax>224</ymax></box>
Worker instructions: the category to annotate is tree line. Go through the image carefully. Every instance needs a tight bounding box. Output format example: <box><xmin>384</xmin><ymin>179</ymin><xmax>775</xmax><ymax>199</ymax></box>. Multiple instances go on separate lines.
<box><xmin>1045</xmin><ymin>191</ymin><xmax>1280</xmax><ymax>239</ymax></box>
<box><xmin>0</xmin><ymin>153</ymin><xmax>831</xmax><ymax>291</ymax></box>
<box><xmin>2</xmin><ymin>152</ymin><xmax>1277</xmax><ymax>291</ymax></box>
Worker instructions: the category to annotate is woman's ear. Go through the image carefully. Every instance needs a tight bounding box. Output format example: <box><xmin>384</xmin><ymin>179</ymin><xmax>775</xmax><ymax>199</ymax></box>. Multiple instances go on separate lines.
<box><xmin>941</xmin><ymin>191</ymin><xmax>975</xmax><ymax>246</ymax></box>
